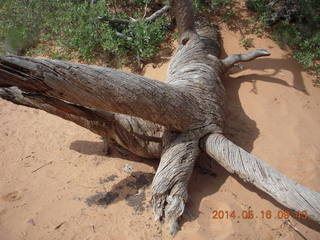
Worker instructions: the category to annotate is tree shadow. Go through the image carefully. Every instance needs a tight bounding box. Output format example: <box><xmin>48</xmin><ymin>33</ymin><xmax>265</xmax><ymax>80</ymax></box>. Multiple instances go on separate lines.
<box><xmin>223</xmin><ymin>74</ymin><xmax>260</xmax><ymax>152</ymax></box>
<box><xmin>86</xmin><ymin>170</ymin><xmax>155</xmax><ymax>214</ymax></box>
<box><xmin>239</xmin><ymin>57</ymin><xmax>309</xmax><ymax>95</ymax></box>
<box><xmin>70</xmin><ymin>139</ymin><xmax>157</xmax><ymax>166</ymax></box>
<box><xmin>185</xmin><ymin>158</ymin><xmax>230</xmax><ymax>222</ymax></box>
<box><xmin>70</xmin><ymin>139</ymin><xmax>157</xmax><ymax>214</ymax></box>
<box><xmin>70</xmin><ymin>140</ymin><xmax>106</xmax><ymax>156</ymax></box>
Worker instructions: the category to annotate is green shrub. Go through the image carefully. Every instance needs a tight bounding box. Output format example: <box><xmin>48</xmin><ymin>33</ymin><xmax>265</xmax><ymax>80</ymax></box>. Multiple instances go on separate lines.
<box><xmin>192</xmin><ymin>0</ymin><xmax>235</xmax><ymax>23</ymax></box>
<box><xmin>240</xmin><ymin>37</ymin><xmax>254</xmax><ymax>49</ymax></box>
<box><xmin>246</xmin><ymin>0</ymin><xmax>320</xmax><ymax>85</ymax></box>
<box><xmin>130</xmin><ymin>19</ymin><xmax>169</xmax><ymax>58</ymax></box>
<box><xmin>0</xmin><ymin>0</ymin><xmax>170</xmax><ymax>65</ymax></box>
<box><xmin>0</xmin><ymin>0</ymin><xmax>54</xmax><ymax>54</ymax></box>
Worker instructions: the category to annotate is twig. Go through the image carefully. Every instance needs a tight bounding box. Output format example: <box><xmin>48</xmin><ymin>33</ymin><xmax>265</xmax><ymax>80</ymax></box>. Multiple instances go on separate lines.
<box><xmin>142</xmin><ymin>0</ymin><xmax>150</xmax><ymax>20</ymax></box>
<box><xmin>283</xmin><ymin>220</ymin><xmax>308</xmax><ymax>240</ymax></box>
<box><xmin>97</xmin><ymin>16</ymin><xmax>130</xmax><ymax>25</ymax></box>
<box><xmin>221</xmin><ymin>49</ymin><xmax>270</xmax><ymax>69</ymax></box>
<box><xmin>129</xmin><ymin>17</ymin><xmax>137</xmax><ymax>22</ymax></box>
<box><xmin>54</xmin><ymin>221</ymin><xmax>65</xmax><ymax>230</ymax></box>
<box><xmin>31</xmin><ymin>160</ymin><xmax>53</xmax><ymax>173</ymax></box>
<box><xmin>136</xmin><ymin>50</ymin><xmax>141</xmax><ymax>69</ymax></box>
<box><xmin>98</xmin><ymin>6</ymin><xmax>169</xmax><ymax>24</ymax></box>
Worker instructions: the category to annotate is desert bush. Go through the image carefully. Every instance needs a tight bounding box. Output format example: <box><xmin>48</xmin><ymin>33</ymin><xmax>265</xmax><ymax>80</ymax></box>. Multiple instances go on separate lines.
<box><xmin>0</xmin><ymin>0</ymin><xmax>170</xmax><ymax>64</ymax></box>
<box><xmin>192</xmin><ymin>0</ymin><xmax>236</xmax><ymax>24</ymax></box>
<box><xmin>246</xmin><ymin>0</ymin><xmax>320</xmax><ymax>85</ymax></box>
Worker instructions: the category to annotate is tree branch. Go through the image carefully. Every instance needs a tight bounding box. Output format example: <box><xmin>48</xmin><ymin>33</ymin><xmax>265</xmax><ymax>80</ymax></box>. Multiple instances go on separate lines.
<box><xmin>115</xmin><ymin>31</ymin><xmax>132</xmax><ymax>41</ymax></box>
<box><xmin>204</xmin><ymin>133</ymin><xmax>320</xmax><ymax>223</ymax></box>
<box><xmin>0</xmin><ymin>56</ymin><xmax>202</xmax><ymax>131</ymax></box>
<box><xmin>146</xmin><ymin>5</ymin><xmax>170</xmax><ymax>22</ymax></box>
<box><xmin>170</xmin><ymin>0</ymin><xmax>195</xmax><ymax>34</ymax></box>
<box><xmin>98</xmin><ymin>5</ymin><xmax>169</xmax><ymax>24</ymax></box>
<box><xmin>169</xmin><ymin>0</ymin><xmax>197</xmax><ymax>44</ymax></box>
<box><xmin>97</xmin><ymin>16</ymin><xmax>131</xmax><ymax>25</ymax></box>
<box><xmin>221</xmin><ymin>49</ymin><xmax>271</xmax><ymax>69</ymax></box>
<box><xmin>0</xmin><ymin>86</ymin><xmax>162</xmax><ymax>159</ymax></box>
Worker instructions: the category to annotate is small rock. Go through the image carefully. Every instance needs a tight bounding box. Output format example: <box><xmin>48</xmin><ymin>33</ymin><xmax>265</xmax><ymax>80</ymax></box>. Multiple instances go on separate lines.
<box><xmin>123</xmin><ymin>164</ymin><xmax>134</xmax><ymax>174</ymax></box>
<box><xmin>27</xmin><ymin>219</ymin><xmax>36</xmax><ymax>226</ymax></box>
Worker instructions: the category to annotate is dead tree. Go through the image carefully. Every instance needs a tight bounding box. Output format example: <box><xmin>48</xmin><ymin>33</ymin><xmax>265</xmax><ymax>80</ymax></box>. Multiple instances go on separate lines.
<box><xmin>0</xmin><ymin>0</ymin><xmax>319</xmax><ymax>235</ymax></box>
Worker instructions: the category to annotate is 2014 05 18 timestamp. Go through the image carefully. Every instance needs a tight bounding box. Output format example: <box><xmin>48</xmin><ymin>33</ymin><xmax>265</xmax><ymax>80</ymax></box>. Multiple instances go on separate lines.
<box><xmin>212</xmin><ymin>210</ymin><xmax>308</xmax><ymax>220</ymax></box>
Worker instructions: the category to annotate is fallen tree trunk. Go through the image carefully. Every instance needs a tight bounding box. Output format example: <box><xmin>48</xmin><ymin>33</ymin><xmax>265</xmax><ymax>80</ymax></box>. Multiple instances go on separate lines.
<box><xmin>0</xmin><ymin>0</ymin><xmax>319</xmax><ymax>235</ymax></box>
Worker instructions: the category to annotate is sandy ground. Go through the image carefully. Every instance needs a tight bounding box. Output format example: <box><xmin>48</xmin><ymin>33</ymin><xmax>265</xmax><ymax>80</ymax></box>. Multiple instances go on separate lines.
<box><xmin>1</xmin><ymin>5</ymin><xmax>320</xmax><ymax>240</ymax></box>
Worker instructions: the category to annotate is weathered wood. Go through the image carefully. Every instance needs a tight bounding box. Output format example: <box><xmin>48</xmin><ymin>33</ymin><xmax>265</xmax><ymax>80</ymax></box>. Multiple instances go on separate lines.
<box><xmin>0</xmin><ymin>0</ymin><xmax>319</xmax><ymax>235</ymax></box>
<box><xmin>170</xmin><ymin>0</ymin><xmax>197</xmax><ymax>44</ymax></box>
<box><xmin>98</xmin><ymin>5</ymin><xmax>169</xmax><ymax>24</ymax></box>
<box><xmin>0</xmin><ymin>56</ymin><xmax>203</xmax><ymax>131</ymax></box>
<box><xmin>222</xmin><ymin>49</ymin><xmax>271</xmax><ymax>69</ymax></box>
<box><xmin>0</xmin><ymin>86</ymin><xmax>162</xmax><ymax>159</ymax></box>
<box><xmin>146</xmin><ymin>5</ymin><xmax>170</xmax><ymax>22</ymax></box>
<box><xmin>152</xmin><ymin>131</ymin><xmax>200</xmax><ymax>234</ymax></box>
<box><xmin>204</xmin><ymin>133</ymin><xmax>320</xmax><ymax>223</ymax></box>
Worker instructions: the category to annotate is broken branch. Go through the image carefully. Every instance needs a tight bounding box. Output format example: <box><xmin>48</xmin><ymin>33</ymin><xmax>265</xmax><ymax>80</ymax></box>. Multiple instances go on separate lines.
<box><xmin>221</xmin><ymin>49</ymin><xmax>270</xmax><ymax>69</ymax></box>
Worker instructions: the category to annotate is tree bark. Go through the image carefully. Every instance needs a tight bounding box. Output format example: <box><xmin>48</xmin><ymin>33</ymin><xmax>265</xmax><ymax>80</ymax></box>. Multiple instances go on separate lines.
<box><xmin>0</xmin><ymin>0</ymin><xmax>319</xmax><ymax>235</ymax></box>
<box><xmin>0</xmin><ymin>56</ymin><xmax>203</xmax><ymax>131</ymax></box>
<box><xmin>0</xmin><ymin>86</ymin><xmax>162</xmax><ymax>159</ymax></box>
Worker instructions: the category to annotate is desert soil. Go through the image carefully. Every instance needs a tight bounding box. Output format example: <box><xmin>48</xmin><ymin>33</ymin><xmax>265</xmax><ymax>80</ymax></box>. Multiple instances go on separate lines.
<box><xmin>1</xmin><ymin>4</ymin><xmax>320</xmax><ymax>240</ymax></box>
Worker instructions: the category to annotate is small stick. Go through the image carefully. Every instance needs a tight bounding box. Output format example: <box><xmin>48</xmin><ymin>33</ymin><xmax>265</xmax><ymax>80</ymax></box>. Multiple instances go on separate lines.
<box><xmin>32</xmin><ymin>161</ymin><xmax>53</xmax><ymax>173</ymax></box>
<box><xmin>54</xmin><ymin>221</ymin><xmax>65</xmax><ymax>230</ymax></box>
<box><xmin>142</xmin><ymin>0</ymin><xmax>150</xmax><ymax>19</ymax></box>
<box><xmin>283</xmin><ymin>220</ymin><xmax>308</xmax><ymax>240</ymax></box>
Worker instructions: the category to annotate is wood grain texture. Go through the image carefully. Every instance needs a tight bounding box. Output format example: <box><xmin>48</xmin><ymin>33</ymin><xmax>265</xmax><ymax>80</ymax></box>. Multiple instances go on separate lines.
<box><xmin>205</xmin><ymin>133</ymin><xmax>320</xmax><ymax>223</ymax></box>
<box><xmin>0</xmin><ymin>0</ymin><xmax>319</xmax><ymax>235</ymax></box>
<box><xmin>0</xmin><ymin>56</ymin><xmax>202</xmax><ymax>131</ymax></box>
<box><xmin>0</xmin><ymin>86</ymin><xmax>162</xmax><ymax>159</ymax></box>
